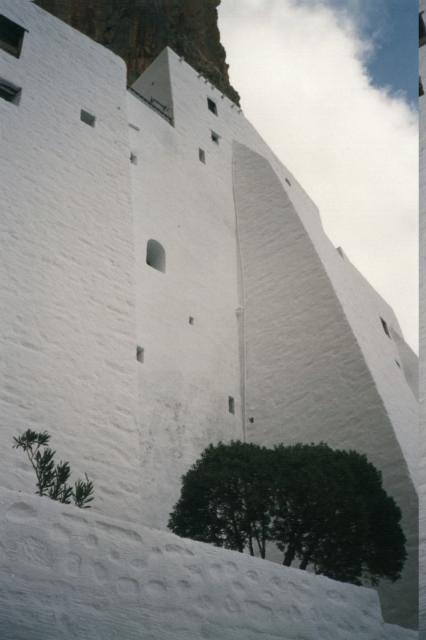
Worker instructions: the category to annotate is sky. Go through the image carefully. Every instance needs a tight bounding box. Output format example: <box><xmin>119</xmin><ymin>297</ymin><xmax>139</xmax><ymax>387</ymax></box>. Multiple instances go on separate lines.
<box><xmin>218</xmin><ymin>0</ymin><xmax>419</xmax><ymax>351</ymax></box>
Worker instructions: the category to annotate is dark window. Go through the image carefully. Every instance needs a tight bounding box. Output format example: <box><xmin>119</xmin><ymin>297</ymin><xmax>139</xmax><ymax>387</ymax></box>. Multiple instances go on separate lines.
<box><xmin>0</xmin><ymin>77</ymin><xmax>21</xmax><ymax>104</ymax></box>
<box><xmin>380</xmin><ymin>317</ymin><xmax>391</xmax><ymax>338</ymax></box>
<box><xmin>207</xmin><ymin>98</ymin><xmax>217</xmax><ymax>115</ymax></box>
<box><xmin>211</xmin><ymin>131</ymin><xmax>219</xmax><ymax>144</ymax></box>
<box><xmin>248</xmin><ymin>417</ymin><xmax>254</xmax><ymax>424</ymax></box>
<box><xmin>81</xmin><ymin>109</ymin><xmax>96</xmax><ymax>127</ymax></box>
<box><xmin>420</xmin><ymin>78</ymin><xmax>424</xmax><ymax>97</ymax></box>
<box><xmin>0</xmin><ymin>15</ymin><xmax>25</xmax><ymax>58</ymax></box>
<box><xmin>199</xmin><ymin>148</ymin><xmax>205</xmax><ymax>164</ymax></box>
<box><xmin>130</xmin><ymin>152</ymin><xmax>138</xmax><ymax>164</ymax></box>
<box><xmin>228</xmin><ymin>396</ymin><xmax>235</xmax><ymax>414</ymax></box>
<box><xmin>188</xmin><ymin>316</ymin><xmax>194</xmax><ymax>325</ymax></box>
<box><xmin>285</xmin><ymin>177</ymin><xmax>292</xmax><ymax>187</ymax></box>
<box><xmin>136</xmin><ymin>346</ymin><xmax>144</xmax><ymax>363</ymax></box>
<box><xmin>420</xmin><ymin>13</ymin><xmax>426</xmax><ymax>46</ymax></box>
<box><xmin>146</xmin><ymin>239</ymin><xmax>166</xmax><ymax>273</ymax></box>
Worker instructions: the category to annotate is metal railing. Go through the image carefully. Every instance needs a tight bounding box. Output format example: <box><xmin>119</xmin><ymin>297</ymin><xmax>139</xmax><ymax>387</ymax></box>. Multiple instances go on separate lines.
<box><xmin>128</xmin><ymin>88</ymin><xmax>173</xmax><ymax>126</ymax></box>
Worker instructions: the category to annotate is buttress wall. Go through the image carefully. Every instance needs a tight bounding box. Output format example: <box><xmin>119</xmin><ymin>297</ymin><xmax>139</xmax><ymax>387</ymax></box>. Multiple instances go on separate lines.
<box><xmin>151</xmin><ymin>49</ymin><xmax>419</xmax><ymax>628</ymax></box>
<box><xmin>232</xmin><ymin>142</ymin><xmax>418</xmax><ymax>629</ymax></box>
<box><xmin>0</xmin><ymin>0</ymin><xmax>140</xmax><ymax>522</ymax></box>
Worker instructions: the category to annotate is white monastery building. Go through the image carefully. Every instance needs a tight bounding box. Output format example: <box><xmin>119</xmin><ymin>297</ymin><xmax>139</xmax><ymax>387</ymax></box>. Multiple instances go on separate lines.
<box><xmin>0</xmin><ymin>1</ymin><xmax>420</xmax><ymax>638</ymax></box>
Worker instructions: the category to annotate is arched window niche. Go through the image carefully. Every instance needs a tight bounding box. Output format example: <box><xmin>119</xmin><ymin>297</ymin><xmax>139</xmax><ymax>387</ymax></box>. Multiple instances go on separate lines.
<box><xmin>146</xmin><ymin>239</ymin><xmax>166</xmax><ymax>273</ymax></box>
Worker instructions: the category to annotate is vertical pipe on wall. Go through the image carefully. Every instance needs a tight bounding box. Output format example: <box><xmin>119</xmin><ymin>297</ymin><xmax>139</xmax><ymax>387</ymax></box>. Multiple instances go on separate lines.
<box><xmin>232</xmin><ymin>151</ymin><xmax>248</xmax><ymax>442</ymax></box>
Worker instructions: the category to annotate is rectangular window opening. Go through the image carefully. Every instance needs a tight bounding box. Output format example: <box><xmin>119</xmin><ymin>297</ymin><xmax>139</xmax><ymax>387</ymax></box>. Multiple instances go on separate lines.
<box><xmin>199</xmin><ymin>148</ymin><xmax>206</xmax><ymax>164</ymax></box>
<box><xmin>0</xmin><ymin>15</ymin><xmax>25</xmax><ymax>58</ymax></box>
<box><xmin>207</xmin><ymin>97</ymin><xmax>217</xmax><ymax>115</ymax></box>
<box><xmin>130</xmin><ymin>152</ymin><xmax>138</xmax><ymax>165</ymax></box>
<box><xmin>420</xmin><ymin>77</ymin><xmax>424</xmax><ymax>98</ymax></box>
<box><xmin>285</xmin><ymin>177</ymin><xmax>292</xmax><ymax>187</ymax></box>
<box><xmin>81</xmin><ymin>109</ymin><xmax>96</xmax><ymax>127</ymax></box>
<box><xmin>136</xmin><ymin>346</ymin><xmax>144</xmax><ymax>363</ymax></box>
<box><xmin>0</xmin><ymin>77</ymin><xmax>21</xmax><ymax>104</ymax></box>
<box><xmin>228</xmin><ymin>396</ymin><xmax>235</xmax><ymax>414</ymax></box>
<box><xmin>188</xmin><ymin>316</ymin><xmax>195</xmax><ymax>325</ymax></box>
<box><xmin>211</xmin><ymin>131</ymin><xmax>220</xmax><ymax>145</ymax></box>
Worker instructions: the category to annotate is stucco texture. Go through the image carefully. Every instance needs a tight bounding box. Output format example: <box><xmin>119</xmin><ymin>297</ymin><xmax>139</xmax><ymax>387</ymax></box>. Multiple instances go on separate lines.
<box><xmin>0</xmin><ymin>489</ymin><xmax>417</xmax><ymax>640</ymax></box>
<box><xmin>0</xmin><ymin>0</ymin><xmax>419</xmax><ymax>634</ymax></box>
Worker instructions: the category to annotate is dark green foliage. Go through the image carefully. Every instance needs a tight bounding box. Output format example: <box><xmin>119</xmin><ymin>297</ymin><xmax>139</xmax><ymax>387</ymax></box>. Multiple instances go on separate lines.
<box><xmin>74</xmin><ymin>474</ymin><xmax>95</xmax><ymax>509</ymax></box>
<box><xmin>168</xmin><ymin>441</ymin><xmax>406</xmax><ymax>586</ymax></box>
<box><xmin>271</xmin><ymin>443</ymin><xmax>406</xmax><ymax>585</ymax></box>
<box><xmin>168</xmin><ymin>441</ymin><xmax>275</xmax><ymax>557</ymax></box>
<box><xmin>13</xmin><ymin>429</ymin><xmax>95</xmax><ymax>508</ymax></box>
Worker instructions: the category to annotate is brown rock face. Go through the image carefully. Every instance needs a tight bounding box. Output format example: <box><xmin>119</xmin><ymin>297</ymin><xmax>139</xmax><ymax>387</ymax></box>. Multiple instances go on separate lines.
<box><xmin>34</xmin><ymin>0</ymin><xmax>240</xmax><ymax>104</ymax></box>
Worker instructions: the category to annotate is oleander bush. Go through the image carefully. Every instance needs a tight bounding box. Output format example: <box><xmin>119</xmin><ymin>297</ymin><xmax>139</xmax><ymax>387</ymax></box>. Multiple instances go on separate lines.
<box><xmin>13</xmin><ymin>429</ymin><xmax>94</xmax><ymax>509</ymax></box>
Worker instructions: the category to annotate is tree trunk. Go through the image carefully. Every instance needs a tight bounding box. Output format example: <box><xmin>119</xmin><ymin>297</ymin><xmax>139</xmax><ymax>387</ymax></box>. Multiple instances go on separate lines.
<box><xmin>248</xmin><ymin>535</ymin><xmax>254</xmax><ymax>556</ymax></box>
<box><xmin>260</xmin><ymin>523</ymin><xmax>267</xmax><ymax>559</ymax></box>
<box><xmin>283</xmin><ymin>543</ymin><xmax>296</xmax><ymax>566</ymax></box>
<box><xmin>299</xmin><ymin>540</ymin><xmax>318</xmax><ymax>570</ymax></box>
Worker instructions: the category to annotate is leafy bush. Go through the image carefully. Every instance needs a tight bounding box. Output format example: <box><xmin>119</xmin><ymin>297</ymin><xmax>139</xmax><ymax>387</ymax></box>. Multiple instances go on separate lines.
<box><xmin>13</xmin><ymin>429</ymin><xmax>94</xmax><ymax>509</ymax></box>
<box><xmin>168</xmin><ymin>441</ymin><xmax>406</xmax><ymax>586</ymax></box>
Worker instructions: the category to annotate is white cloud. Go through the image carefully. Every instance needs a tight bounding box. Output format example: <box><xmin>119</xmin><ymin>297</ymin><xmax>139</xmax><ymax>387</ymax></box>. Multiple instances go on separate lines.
<box><xmin>219</xmin><ymin>0</ymin><xmax>418</xmax><ymax>351</ymax></box>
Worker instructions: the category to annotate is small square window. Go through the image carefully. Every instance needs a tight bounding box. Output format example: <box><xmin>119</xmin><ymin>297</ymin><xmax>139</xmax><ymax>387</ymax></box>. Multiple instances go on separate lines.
<box><xmin>207</xmin><ymin>98</ymin><xmax>217</xmax><ymax>115</ymax></box>
<box><xmin>81</xmin><ymin>109</ymin><xmax>96</xmax><ymax>127</ymax></box>
<box><xmin>248</xmin><ymin>417</ymin><xmax>254</xmax><ymax>424</ymax></box>
<box><xmin>0</xmin><ymin>77</ymin><xmax>21</xmax><ymax>104</ymax></box>
<box><xmin>199</xmin><ymin>148</ymin><xmax>206</xmax><ymax>164</ymax></box>
<box><xmin>0</xmin><ymin>15</ymin><xmax>26</xmax><ymax>58</ymax></box>
<box><xmin>211</xmin><ymin>131</ymin><xmax>220</xmax><ymax>144</ymax></box>
<box><xmin>130</xmin><ymin>152</ymin><xmax>138</xmax><ymax>164</ymax></box>
<box><xmin>188</xmin><ymin>316</ymin><xmax>194</xmax><ymax>325</ymax></box>
<box><xmin>136</xmin><ymin>346</ymin><xmax>144</xmax><ymax>363</ymax></box>
<box><xmin>228</xmin><ymin>396</ymin><xmax>235</xmax><ymax>414</ymax></box>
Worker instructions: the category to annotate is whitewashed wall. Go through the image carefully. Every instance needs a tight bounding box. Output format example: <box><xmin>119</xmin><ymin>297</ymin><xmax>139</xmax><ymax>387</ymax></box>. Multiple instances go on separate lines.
<box><xmin>0</xmin><ymin>0</ymin><xmax>139</xmax><ymax>522</ymax></box>
<box><xmin>0</xmin><ymin>2</ymin><xmax>419</xmax><ymax>634</ymax></box>
<box><xmin>146</xmin><ymin>49</ymin><xmax>418</xmax><ymax>628</ymax></box>
<box><xmin>232</xmin><ymin>141</ymin><xmax>418</xmax><ymax>630</ymax></box>
<box><xmin>127</xmin><ymin>71</ymin><xmax>244</xmax><ymax>531</ymax></box>
<box><xmin>0</xmin><ymin>488</ymin><xmax>417</xmax><ymax>640</ymax></box>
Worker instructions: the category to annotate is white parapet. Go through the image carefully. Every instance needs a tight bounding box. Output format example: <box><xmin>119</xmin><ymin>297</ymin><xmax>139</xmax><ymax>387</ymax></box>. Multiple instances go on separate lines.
<box><xmin>0</xmin><ymin>488</ymin><xmax>418</xmax><ymax>640</ymax></box>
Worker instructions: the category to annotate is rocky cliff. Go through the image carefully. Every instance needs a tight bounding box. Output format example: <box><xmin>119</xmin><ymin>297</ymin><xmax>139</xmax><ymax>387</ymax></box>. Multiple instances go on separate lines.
<box><xmin>34</xmin><ymin>0</ymin><xmax>240</xmax><ymax>105</ymax></box>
